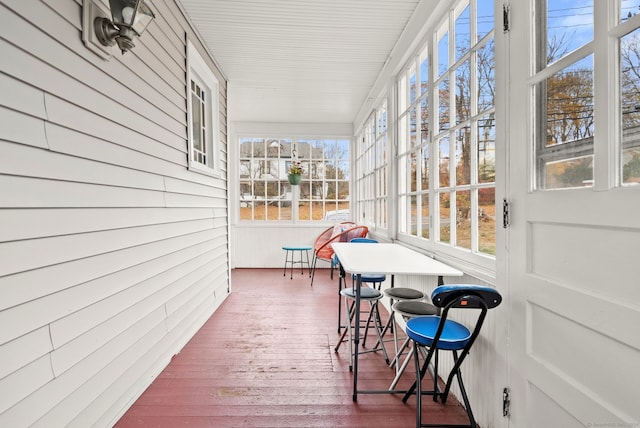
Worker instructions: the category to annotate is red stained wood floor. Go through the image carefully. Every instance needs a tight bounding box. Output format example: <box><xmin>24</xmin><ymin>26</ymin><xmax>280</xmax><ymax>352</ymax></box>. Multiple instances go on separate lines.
<box><xmin>116</xmin><ymin>268</ymin><xmax>471</xmax><ymax>427</ymax></box>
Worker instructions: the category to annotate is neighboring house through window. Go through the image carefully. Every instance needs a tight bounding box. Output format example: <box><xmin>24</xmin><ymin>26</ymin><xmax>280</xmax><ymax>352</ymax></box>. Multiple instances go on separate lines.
<box><xmin>239</xmin><ymin>138</ymin><xmax>350</xmax><ymax>221</ymax></box>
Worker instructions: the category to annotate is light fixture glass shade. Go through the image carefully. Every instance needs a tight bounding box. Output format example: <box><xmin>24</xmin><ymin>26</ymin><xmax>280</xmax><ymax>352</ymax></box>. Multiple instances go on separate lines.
<box><xmin>109</xmin><ymin>0</ymin><xmax>155</xmax><ymax>36</ymax></box>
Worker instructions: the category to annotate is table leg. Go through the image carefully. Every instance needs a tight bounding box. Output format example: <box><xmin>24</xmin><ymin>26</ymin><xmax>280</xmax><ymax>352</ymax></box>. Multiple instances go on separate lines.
<box><xmin>298</xmin><ymin>250</ymin><xmax>304</xmax><ymax>275</ymax></box>
<box><xmin>353</xmin><ymin>273</ymin><xmax>361</xmax><ymax>402</ymax></box>
<box><xmin>283</xmin><ymin>250</ymin><xmax>288</xmax><ymax>277</ymax></box>
<box><xmin>289</xmin><ymin>250</ymin><xmax>293</xmax><ymax>279</ymax></box>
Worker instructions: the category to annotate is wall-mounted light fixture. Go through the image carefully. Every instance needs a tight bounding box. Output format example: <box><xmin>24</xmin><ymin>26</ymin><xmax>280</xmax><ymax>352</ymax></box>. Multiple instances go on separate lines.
<box><xmin>83</xmin><ymin>0</ymin><xmax>155</xmax><ymax>58</ymax></box>
<box><xmin>95</xmin><ymin>0</ymin><xmax>155</xmax><ymax>54</ymax></box>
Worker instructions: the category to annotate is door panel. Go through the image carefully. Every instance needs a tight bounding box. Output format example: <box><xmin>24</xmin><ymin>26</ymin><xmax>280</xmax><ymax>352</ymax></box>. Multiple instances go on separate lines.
<box><xmin>504</xmin><ymin>2</ymin><xmax>640</xmax><ymax>427</ymax></box>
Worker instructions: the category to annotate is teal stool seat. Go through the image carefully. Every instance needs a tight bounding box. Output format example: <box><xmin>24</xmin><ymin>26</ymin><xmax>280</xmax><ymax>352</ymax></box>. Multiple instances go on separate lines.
<box><xmin>282</xmin><ymin>245</ymin><xmax>312</xmax><ymax>280</ymax></box>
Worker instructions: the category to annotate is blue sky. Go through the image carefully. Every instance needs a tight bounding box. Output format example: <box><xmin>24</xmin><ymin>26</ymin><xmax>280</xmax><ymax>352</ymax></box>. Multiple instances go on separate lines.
<box><xmin>547</xmin><ymin>0</ymin><xmax>593</xmax><ymax>56</ymax></box>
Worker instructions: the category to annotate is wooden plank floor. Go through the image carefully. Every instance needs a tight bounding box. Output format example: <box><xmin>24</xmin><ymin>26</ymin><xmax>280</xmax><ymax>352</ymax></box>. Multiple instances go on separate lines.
<box><xmin>116</xmin><ymin>268</ymin><xmax>471</xmax><ymax>427</ymax></box>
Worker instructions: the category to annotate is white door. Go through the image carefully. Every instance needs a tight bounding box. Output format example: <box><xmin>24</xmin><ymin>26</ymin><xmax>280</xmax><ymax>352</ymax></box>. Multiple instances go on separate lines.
<box><xmin>503</xmin><ymin>1</ymin><xmax>640</xmax><ymax>427</ymax></box>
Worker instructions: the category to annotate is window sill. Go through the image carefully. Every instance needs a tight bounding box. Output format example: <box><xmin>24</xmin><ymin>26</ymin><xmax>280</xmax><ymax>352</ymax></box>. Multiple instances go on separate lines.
<box><xmin>396</xmin><ymin>234</ymin><xmax>497</xmax><ymax>284</ymax></box>
<box><xmin>188</xmin><ymin>162</ymin><xmax>221</xmax><ymax>179</ymax></box>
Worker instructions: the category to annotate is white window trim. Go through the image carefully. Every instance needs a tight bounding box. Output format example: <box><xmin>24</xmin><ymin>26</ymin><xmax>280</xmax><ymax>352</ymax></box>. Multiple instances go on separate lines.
<box><xmin>187</xmin><ymin>40</ymin><xmax>221</xmax><ymax>177</ymax></box>
<box><xmin>389</xmin><ymin>0</ymin><xmax>496</xmax><ymax>279</ymax></box>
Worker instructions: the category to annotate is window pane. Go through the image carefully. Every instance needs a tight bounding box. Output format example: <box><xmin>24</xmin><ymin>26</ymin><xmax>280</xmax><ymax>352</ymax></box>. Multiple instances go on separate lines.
<box><xmin>478</xmin><ymin>38</ymin><xmax>495</xmax><ymax>112</ymax></box>
<box><xmin>545</xmin><ymin>56</ymin><xmax>594</xmax><ymax>146</ymax></box>
<box><xmin>439</xmin><ymin>77</ymin><xmax>450</xmax><ymax>132</ymax></box>
<box><xmin>191</xmin><ymin>92</ymin><xmax>202</xmax><ymax>151</ymax></box>
<box><xmin>622</xmin><ymin>148</ymin><xmax>640</xmax><ymax>184</ymax></box>
<box><xmin>420</xmin><ymin>52</ymin><xmax>429</xmax><ymax>95</ymax></box>
<box><xmin>410</xmin><ymin>152</ymin><xmax>418</xmax><ymax>192</ymax></box>
<box><xmin>421</xmin><ymin>145</ymin><xmax>430</xmax><ymax>190</ymax></box>
<box><xmin>545</xmin><ymin>155</ymin><xmax>593</xmax><ymax>188</ymax></box>
<box><xmin>421</xmin><ymin>195</ymin><xmax>430</xmax><ymax>239</ymax></box>
<box><xmin>455</xmin><ymin>3</ymin><xmax>471</xmax><ymax>62</ymax></box>
<box><xmin>477</xmin><ymin>0</ymin><xmax>494</xmax><ymax>40</ymax></box>
<box><xmin>253</xmin><ymin>201</ymin><xmax>267</xmax><ymax>220</ymax></box>
<box><xmin>478</xmin><ymin>187</ymin><xmax>496</xmax><ymax>255</ymax></box>
<box><xmin>410</xmin><ymin>68</ymin><xmax>417</xmax><ymax>104</ymax></box>
<box><xmin>621</xmin><ymin>28</ymin><xmax>640</xmax><ymax>184</ymax></box>
<box><xmin>537</xmin><ymin>55</ymin><xmax>594</xmax><ymax>189</ymax></box>
<box><xmin>456</xmin><ymin>190</ymin><xmax>471</xmax><ymax>250</ymax></box>
<box><xmin>420</xmin><ymin>97</ymin><xmax>429</xmax><ymax>141</ymax></box>
<box><xmin>456</xmin><ymin>126</ymin><xmax>471</xmax><ymax>185</ymax></box>
<box><xmin>439</xmin><ymin>136</ymin><xmax>450</xmax><ymax>187</ymax></box>
<box><xmin>377</xmin><ymin>108</ymin><xmax>387</xmax><ymax>136</ymax></box>
<box><xmin>455</xmin><ymin>59</ymin><xmax>471</xmax><ymax>124</ymax></box>
<box><xmin>410</xmin><ymin>195</ymin><xmax>418</xmax><ymax>236</ymax></box>
<box><xmin>438</xmin><ymin>28</ymin><xmax>449</xmax><ymax>77</ymax></box>
<box><xmin>621</xmin><ymin>0</ymin><xmax>640</xmax><ymax>22</ymax></box>
<box><xmin>239</xmin><ymin>180</ymin><xmax>253</xmax><ymax>220</ymax></box>
<box><xmin>323</xmin><ymin>139</ymin><xmax>337</xmax><ymax>160</ymax></box>
<box><xmin>439</xmin><ymin>192</ymin><xmax>451</xmax><ymax>243</ymax></box>
<box><xmin>478</xmin><ymin>115</ymin><xmax>496</xmax><ymax>183</ymax></box>
<box><xmin>410</xmin><ymin>107</ymin><xmax>418</xmax><ymax>150</ymax></box>
<box><xmin>546</xmin><ymin>0</ymin><xmax>593</xmax><ymax>66</ymax></box>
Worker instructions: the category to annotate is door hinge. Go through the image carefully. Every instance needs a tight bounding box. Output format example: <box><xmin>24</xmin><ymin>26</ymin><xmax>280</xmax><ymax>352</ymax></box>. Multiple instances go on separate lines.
<box><xmin>503</xmin><ymin>387</ymin><xmax>511</xmax><ymax>417</ymax></box>
<box><xmin>503</xmin><ymin>4</ymin><xmax>510</xmax><ymax>33</ymax></box>
<box><xmin>502</xmin><ymin>198</ymin><xmax>510</xmax><ymax>229</ymax></box>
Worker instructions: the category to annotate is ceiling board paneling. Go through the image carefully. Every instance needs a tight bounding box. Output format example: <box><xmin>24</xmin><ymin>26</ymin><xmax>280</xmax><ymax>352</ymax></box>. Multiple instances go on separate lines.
<box><xmin>177</xmin><ymin>0</ymin><xmax>421</xmax><ymax>124</ymax></box>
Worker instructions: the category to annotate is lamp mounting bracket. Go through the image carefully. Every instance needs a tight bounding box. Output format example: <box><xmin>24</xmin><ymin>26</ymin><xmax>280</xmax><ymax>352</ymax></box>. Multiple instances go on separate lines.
<box><xmin>82</xmin><ymin>0</ymin><xmax>113</xmax><ymax>60</ymax></box>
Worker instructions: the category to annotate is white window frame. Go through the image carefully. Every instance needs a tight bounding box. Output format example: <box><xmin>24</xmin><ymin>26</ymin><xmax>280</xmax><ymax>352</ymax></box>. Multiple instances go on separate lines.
<box><xmin>187</xmin><ymin>40</ymin><xmax>220</xmax><ymax>176</ymax></box>
<box><xmin>238</xmin><ymin>137</ymin><xmax>351</xmax><ymax>222</ymax></box>
<box><xmin>355</xmin><ymin>101</ymin><xmax>388</xmax><ymax>231</ymax></box>
<box><xmin>395</xmin><ymin>0</ymin><xmax>496</xmax><ymax>276</ymax></box>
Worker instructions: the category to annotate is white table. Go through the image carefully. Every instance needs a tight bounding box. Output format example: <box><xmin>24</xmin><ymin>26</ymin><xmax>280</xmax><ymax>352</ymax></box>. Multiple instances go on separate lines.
<box><xmin>331</xmin><ymin>242</ymin><xmax>463</xmax><ymax>401</ymax></box>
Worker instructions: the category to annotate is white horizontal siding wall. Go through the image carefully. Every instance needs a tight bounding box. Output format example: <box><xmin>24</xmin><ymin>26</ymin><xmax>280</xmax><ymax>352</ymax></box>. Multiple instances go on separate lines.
<box><xmin>0</xmin><ymin>0</ymin><xmax>229</xmax><ymax>426</ymax></box>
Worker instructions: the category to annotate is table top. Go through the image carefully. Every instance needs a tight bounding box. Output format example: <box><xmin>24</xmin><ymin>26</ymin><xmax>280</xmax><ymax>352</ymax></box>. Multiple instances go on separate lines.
<box><xmin>331</xmin><ymin>242</ymin><xmax>463</xmax><ymax>277</ymax></box>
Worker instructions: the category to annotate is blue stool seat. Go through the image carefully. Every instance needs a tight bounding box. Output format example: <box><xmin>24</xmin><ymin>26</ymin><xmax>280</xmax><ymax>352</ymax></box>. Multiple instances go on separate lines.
<box><xmin>351</xmin><ymin>273</ymin><xmax>386</xmax><ymax>283</ymax></box>
<box><xmin>406</xmin><ymin>316</ymin><xmax>471</xmax><ymax>351</ymax></box>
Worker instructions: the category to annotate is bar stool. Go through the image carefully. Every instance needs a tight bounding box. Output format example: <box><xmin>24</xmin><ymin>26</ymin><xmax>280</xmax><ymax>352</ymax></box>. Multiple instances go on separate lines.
<box><xmin>379</xmin><ymin>287</ymin><xmax>425</xmax><ymax>371</ymax></box>
<box><xmin>402</xmin><ymin>284</ymin><xmax>502</xmax><ymax>428</ymax></box>
<box><xmin>281</xmin><ymin>245</ymin><xmax>312</xmax><ymax>279</ymax></box>
<box><xmin>334</xmin><ymin>284</ymin><xmax>389</xmax><ymax>371</ymax></box>
<box><xmin>388</xmin><ymin>300</ymin><xmax>438</xmax><ymax>391</ymax></box>
<box><xmin>336</xmin><ymin>238</ymin><xmax>386</xmax><ymax>335</ymax></box>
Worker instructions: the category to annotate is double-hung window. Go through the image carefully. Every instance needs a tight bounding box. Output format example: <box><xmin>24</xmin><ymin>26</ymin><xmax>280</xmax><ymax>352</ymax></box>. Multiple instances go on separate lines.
<box><xmin>533</xmin><ymin>0</ymin><xmax>640</xmax><ymax>188</ymax></box>
<box><xmin>187</xmin><ymin>41</ymin><xmax>220</xmax><ymax>176</ymax></box>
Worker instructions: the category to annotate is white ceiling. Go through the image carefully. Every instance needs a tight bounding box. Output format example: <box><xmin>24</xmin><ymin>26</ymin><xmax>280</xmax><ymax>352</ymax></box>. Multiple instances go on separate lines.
<box><xmin>176</xmin><ymin>0</ymin><xmax>422</xmax><ymax>124</ymax></box>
